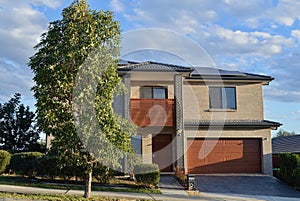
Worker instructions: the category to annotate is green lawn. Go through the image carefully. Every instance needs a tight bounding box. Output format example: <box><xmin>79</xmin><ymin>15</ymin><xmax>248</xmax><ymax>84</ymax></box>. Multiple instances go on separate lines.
<box><xmin>0</xmin><ymin>176</ymin><xmax>161</xmax><ymax>194</ymax></box>
<box><xmin>0</xmin><ymin>192</ymin><xmax>151</xmax><ymax>201</ymax></box>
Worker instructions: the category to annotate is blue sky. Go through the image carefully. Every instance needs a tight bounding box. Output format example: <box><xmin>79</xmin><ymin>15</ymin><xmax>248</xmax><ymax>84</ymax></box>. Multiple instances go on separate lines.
<box><xmin>0</xmin><ymin>0</ymin><xmax>300</xmax><ymax>136</ymax></box>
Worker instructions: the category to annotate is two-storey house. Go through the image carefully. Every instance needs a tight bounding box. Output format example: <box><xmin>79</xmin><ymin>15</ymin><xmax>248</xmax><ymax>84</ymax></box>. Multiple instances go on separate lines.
<box><xmin>115</xmin><ymin>60</ymin><xmax>281</xmax><ymax>175</ymax></box>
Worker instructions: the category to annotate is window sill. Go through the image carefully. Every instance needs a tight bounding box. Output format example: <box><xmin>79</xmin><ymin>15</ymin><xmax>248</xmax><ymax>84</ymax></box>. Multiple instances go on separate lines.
<box><xmin>207</xmin><ymin>108</ymin><xmax>237</xmax><ymax>112</ymax></box>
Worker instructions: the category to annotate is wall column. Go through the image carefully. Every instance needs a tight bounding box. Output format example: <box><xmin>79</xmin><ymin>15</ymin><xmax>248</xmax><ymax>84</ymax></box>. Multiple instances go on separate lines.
<box><xmin>174</xmin><ymin>74</ymin><xmax>185</xmax><ymax>170</ymax></box>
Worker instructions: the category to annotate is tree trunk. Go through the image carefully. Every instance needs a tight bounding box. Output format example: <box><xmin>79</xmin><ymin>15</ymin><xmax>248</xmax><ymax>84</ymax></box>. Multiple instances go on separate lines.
<box><xmin>84</xmin><ymin>170</ymin><xmax>92</xmax><ymax>198</ymax></box>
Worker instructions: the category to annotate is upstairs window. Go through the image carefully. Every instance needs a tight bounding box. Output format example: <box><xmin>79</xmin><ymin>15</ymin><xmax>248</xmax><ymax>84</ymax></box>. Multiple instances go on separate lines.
<box><xmin>209</xmin><ymin>87</ymin><xmax>236</xmax><ymax>109</ymax></box>
<box><xmin>140</xmin><ymin>86</ymin><xmax>168</xmax><ymax>99</ymax></box>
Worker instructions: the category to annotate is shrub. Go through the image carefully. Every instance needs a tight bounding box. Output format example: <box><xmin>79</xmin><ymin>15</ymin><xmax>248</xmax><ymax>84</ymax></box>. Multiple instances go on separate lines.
<box><xmin>37</xmin><ymin>155</ymin><xmax>59</xmax><ymax>179</ymax></box>
<box><xmin>295</xmin><ymin>167</ymin><xmax>300</xmax><ymax>188</ymax></box>
<box><xmin>278</xmin><ymin>153</ymin><xmax>300</xmax><ymax>186</ymax></box>
<box><xmin>10</xmin><ymin>152</ymin><xmax>43</xmax><ymax>177</ymax></box>
<box><xmin>93</xmin><ymin>163</ymin><xmax>115</xmax><ymax>184</ymax></box>
<box><xmin>134</xmin><ymin>163</ymin><xmax>160</xmax><ymax>188</ymax></box>
<box><xmin>0</xmin><ymin>150</ymin><xmax>11</xmax><ymax>174</ymax></box>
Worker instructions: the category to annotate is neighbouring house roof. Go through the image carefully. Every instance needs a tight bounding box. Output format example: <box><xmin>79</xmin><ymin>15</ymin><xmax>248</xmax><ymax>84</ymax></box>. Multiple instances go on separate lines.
<box><xmin>272</xmin><ymin>135</ymin><xmax>300</xmax><ymax>154</ymax></box>
<box><xmin>185</xmin><ymin>120</ymin><xmax>282</xmax><ymax>129</ymax></box>
<box><xmin>117</xmin><ymin>60</ymin><xmax>274</xmax><ymax>83</ymax></box>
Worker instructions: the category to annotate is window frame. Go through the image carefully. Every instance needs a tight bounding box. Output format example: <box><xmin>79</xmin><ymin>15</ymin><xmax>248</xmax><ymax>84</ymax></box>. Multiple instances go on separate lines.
<box><xmin>140</xmin><ymin>86</ymin><xmax>168</xmax><ymax>99</ymax></box>
<box><xmin>209</xmin><ymin>86</ymin><xmax>237</xmax><ymax>110</ymax></box>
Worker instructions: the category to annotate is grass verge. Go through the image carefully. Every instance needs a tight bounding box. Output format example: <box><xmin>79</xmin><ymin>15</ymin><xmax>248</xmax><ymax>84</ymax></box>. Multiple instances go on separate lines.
<box><xmin>0</xmin><ymin>176</ymin><xmax>161</xmax><ymax>194</ymax></box>
<box><xmin>0</xmin><ymin>192</ymin><xmax>151</xmax><ymax>201</ymax></box>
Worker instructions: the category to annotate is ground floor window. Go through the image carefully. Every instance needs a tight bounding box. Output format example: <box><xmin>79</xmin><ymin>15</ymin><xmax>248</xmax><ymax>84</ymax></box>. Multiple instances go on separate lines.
<box><xmin>131</xmin><ymin>134</ymin><xmax>142</xmax><ymax>156</ymax></box>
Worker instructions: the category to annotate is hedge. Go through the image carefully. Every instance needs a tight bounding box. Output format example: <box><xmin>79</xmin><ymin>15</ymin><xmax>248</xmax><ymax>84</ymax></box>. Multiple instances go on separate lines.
<box><xmin>37</xmin><ymin>155</ymin><xmax>60</xmax><ymax>179</ymax></box>
<box><xmin>0</xmin><ymin>150</ymin><xmax>11</xmax><ymax>174</ymax></box>
<box><xmin>93</xmin><ymin>163</ymin><xmax>116</xmax><ymax>184</ymax></box>
<box><xmin>134</xmin><ymin>163</ymin><xmax>160</xmax><ymax>188</ymax></box>
<box><xmin>10</xmin><ymin>152</ymin><xmax>43</xmax><ymax>177</ymax></box>
<box><xmin>278</xmin><ymin>153</ymin><xmax>300</xmax><ymax>187</ymax></box>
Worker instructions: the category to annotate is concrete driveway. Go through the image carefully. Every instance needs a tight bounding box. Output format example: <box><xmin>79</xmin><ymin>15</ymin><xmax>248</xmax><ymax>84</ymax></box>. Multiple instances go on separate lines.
<box><xmin>195</xmin><ymin>174</ymin><xmax>300</xmax><ymax>201</ymax></box>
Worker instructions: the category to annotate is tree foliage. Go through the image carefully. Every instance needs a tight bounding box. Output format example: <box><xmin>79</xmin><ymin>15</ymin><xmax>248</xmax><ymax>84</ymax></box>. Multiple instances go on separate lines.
<box><xmin>0</xmin><ymin>93</ymin><xmax>40</xmax><ymax>152</ymax></box>
<box><xmin>28</xmin><ymin>0</ymin><xmax>135</xmax><ymax>198</ymax></box>
<box><xmin>275</xmin><ymin>129</ymin><xmax>296</xmax><ymax>137</ymax></box>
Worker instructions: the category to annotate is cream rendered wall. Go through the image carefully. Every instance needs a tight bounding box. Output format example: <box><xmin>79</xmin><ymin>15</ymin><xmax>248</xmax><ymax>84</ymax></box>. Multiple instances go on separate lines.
<box><xmin>183</xmin><ymin>81</ymin><xmax>264</xmax><ymax>121</ymax></box>
<box><xmin>185</xmin><ymin>128</ymin><xmax>273</xmax><ymax>175</ymax></box>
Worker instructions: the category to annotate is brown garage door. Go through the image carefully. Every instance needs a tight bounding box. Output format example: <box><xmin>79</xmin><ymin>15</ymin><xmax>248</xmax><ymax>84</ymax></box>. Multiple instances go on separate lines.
<box><xmin>187</xmin><ymin>138</ymin><xmax>262</xmax><ymax>174</ymax></box>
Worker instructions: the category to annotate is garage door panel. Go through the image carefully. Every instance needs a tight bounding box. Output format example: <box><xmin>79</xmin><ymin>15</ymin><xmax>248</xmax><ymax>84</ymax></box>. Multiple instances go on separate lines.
<box><xmin>225</xmin><ymin>153</ymin><xmax>243</xmax><ymax>161</ymax></box>
<box><xmin>244</xmin><ymin>146</ymin><xmax>260</xmax><ymax>152</ymax></box>
<box><xmin>187</xmin><ymin>138</ymin><xmax>262</xmax><ymax>174</ymax></box>
<box><xmin>208</xmin><ymin>146</ymin><xmax>223</xmax><ymax>153</ymax></box>
<box><xmin>243</xmin><ymin>152</ymin><xmax>261</xmax><ymax>158</ymax></box>
<box><xmin>206</xmin><ymin>157</ymin><xmax>224</xmax><ymax>164</ymax></box>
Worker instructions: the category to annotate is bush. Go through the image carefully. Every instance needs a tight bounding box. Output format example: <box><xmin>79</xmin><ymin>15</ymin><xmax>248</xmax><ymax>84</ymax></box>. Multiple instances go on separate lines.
<box><xmin>0</xmin><ymin>150</ymin><xmax>11</xmax><ymax>174</ymax></box>
<box><xmin>10</xmin><ymin>152</ymin><xmax>43</xmax><ymax>177</ymax></box>
<box><xmin>37</xmin><ymin>154</ymin><xmax>59</xmax><ymax>179</ymax></box>
<box><xmin>295</xmin><ymin>167</ymin><xmax>300</xmax><ymax>188</ymax></box>
<box><xmin>134</xmin><ymin>163</ymin><xmax>160</xmax><ymax>188</ymax></box>
<box><xmin>93</xmin><ymin>163</ymin><xmax>116</xmax><ymax>184</ymax></box>
<box><xmin>278</xmin><ymin>153</ymin><xmax>300</xmax><ymax>186</ymax></box>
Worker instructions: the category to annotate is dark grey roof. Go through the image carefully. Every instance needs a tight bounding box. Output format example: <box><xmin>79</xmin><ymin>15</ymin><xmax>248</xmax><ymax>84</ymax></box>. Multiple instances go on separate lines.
<box><xmin>272</xmin><ymin>135</ymin><xmax>300</xmax><ymax>154</ymax></box>
<box><xmin>189</xmin><ymin>68</ymin><xmax>274</xmax><ymax>82</ymax></box>
<box><xmin>117</xmin><ymin>61</ymin><xmax>194</xmax><ymax>73</ymax></box>
<box><xmin>185</xmin><ymin>120</ymin><xmax>281</xmax><ymax>129</ymax></box>
<box><xmin>191</xmin><ymin>67</ymin><xmax>247</xmax><ymax>77</ymax></box>
<box><xmin>117</xmin><ymin>60</ymin><xmax>274</xmax><ymax>82</ymax></box>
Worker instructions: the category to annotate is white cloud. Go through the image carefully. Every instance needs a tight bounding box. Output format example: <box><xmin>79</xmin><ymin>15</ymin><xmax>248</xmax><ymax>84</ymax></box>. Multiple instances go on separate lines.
<box><xmin>291</xmin><ymin>30</ymin><xmax>300</xmax><ymax>40</ymax></box>
<box><xmin>0</xmin><ymin>1</ymin><xmax>47</xmax><ymax>64</ymax></box>
<box><xmin>122</xmin><ymin>0</ymin><xmax>300</xmax><ymax>32</ymax></box>
<box><xmin>272</xmin><ymin>0</ymin><xmax>300</xmax><ymax>26</ymax></box>
<box><xmin>277</xmin><ymin>16</ymin><xmax>294</xmax><ymax>26</ymax></box>
<box><xmin>31</xmin><ymin>0</ymin><xmax>62</xmax><ymax>8</ymax></box>
<box><xmin>263</xmin><ymin>52</ymin><xmax>300</xmax><ymax>102</ymax></box>
<box><xmin>196</xmin><ymin>25</ymin><xmax>294</xmax><ymax>58</ymax></box>
<box><xmin>0</xmin><ymin>59</ymin><xmax>34</xmax><ymax>103</ymax></box>
<box><xmin>243</xmin><ymin>0</ymin><xmax>300</xmax><ymax>27</ymax></box>
<box><xmin>120</xmin><ymin>1</ymin><xmax>295</xmax><ymax>57</ymax></box>
<box><xmin>173</xmin><ymin>13</ymin><xmax>199</xmax><ymax>34</ymax></box>
<box><xmin>123</xmin><ymin>0</ymin><xmax>218</xmax><ymax>34</ymax></box>
<box><xmin>0</xmin><ymin>0</ymin><xmax>53</xmax><ymax>104</ymax></box>
<box><xmin>110</xmin><ymin>0</ymin><xmax>124</xmax><ymax>12</ymax></box>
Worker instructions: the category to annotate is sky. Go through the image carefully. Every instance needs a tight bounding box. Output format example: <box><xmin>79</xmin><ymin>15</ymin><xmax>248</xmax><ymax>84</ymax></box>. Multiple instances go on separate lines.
<box><xmin>0</xmin><ymin>0</ymin><xmax>300</xmax><ymax>136</ymax></box>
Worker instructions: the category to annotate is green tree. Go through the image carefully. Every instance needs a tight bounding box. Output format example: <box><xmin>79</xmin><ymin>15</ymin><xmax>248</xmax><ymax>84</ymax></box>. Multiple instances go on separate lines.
<box><xmin>276</xmin><ymin>129</ymin><xmax>296</xmax><ymax>137</ymax></box>
<box><xmin>0</xmin><ymin>93</ymin><xmax>40</xmax><ymax>152</ymax></box>
<box><xmin>28</xmin><ymin>0</ymin><xmax>135</xmax><ymax>198</ymax></box>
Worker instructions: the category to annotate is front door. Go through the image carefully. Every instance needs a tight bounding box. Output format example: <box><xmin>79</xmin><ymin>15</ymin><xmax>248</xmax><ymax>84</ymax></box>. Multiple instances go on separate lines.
<box><xmin>152</xmin><ymin>134</ymin><xmax>173</xmax><ymax>172</ymax></box>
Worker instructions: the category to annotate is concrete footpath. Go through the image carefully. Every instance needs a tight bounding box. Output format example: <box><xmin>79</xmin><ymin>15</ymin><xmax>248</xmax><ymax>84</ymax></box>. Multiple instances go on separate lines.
<box><xmin>0</xmin><ymin>176</ymin><xmax>262</xmax><ymax>201</ymax></box>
